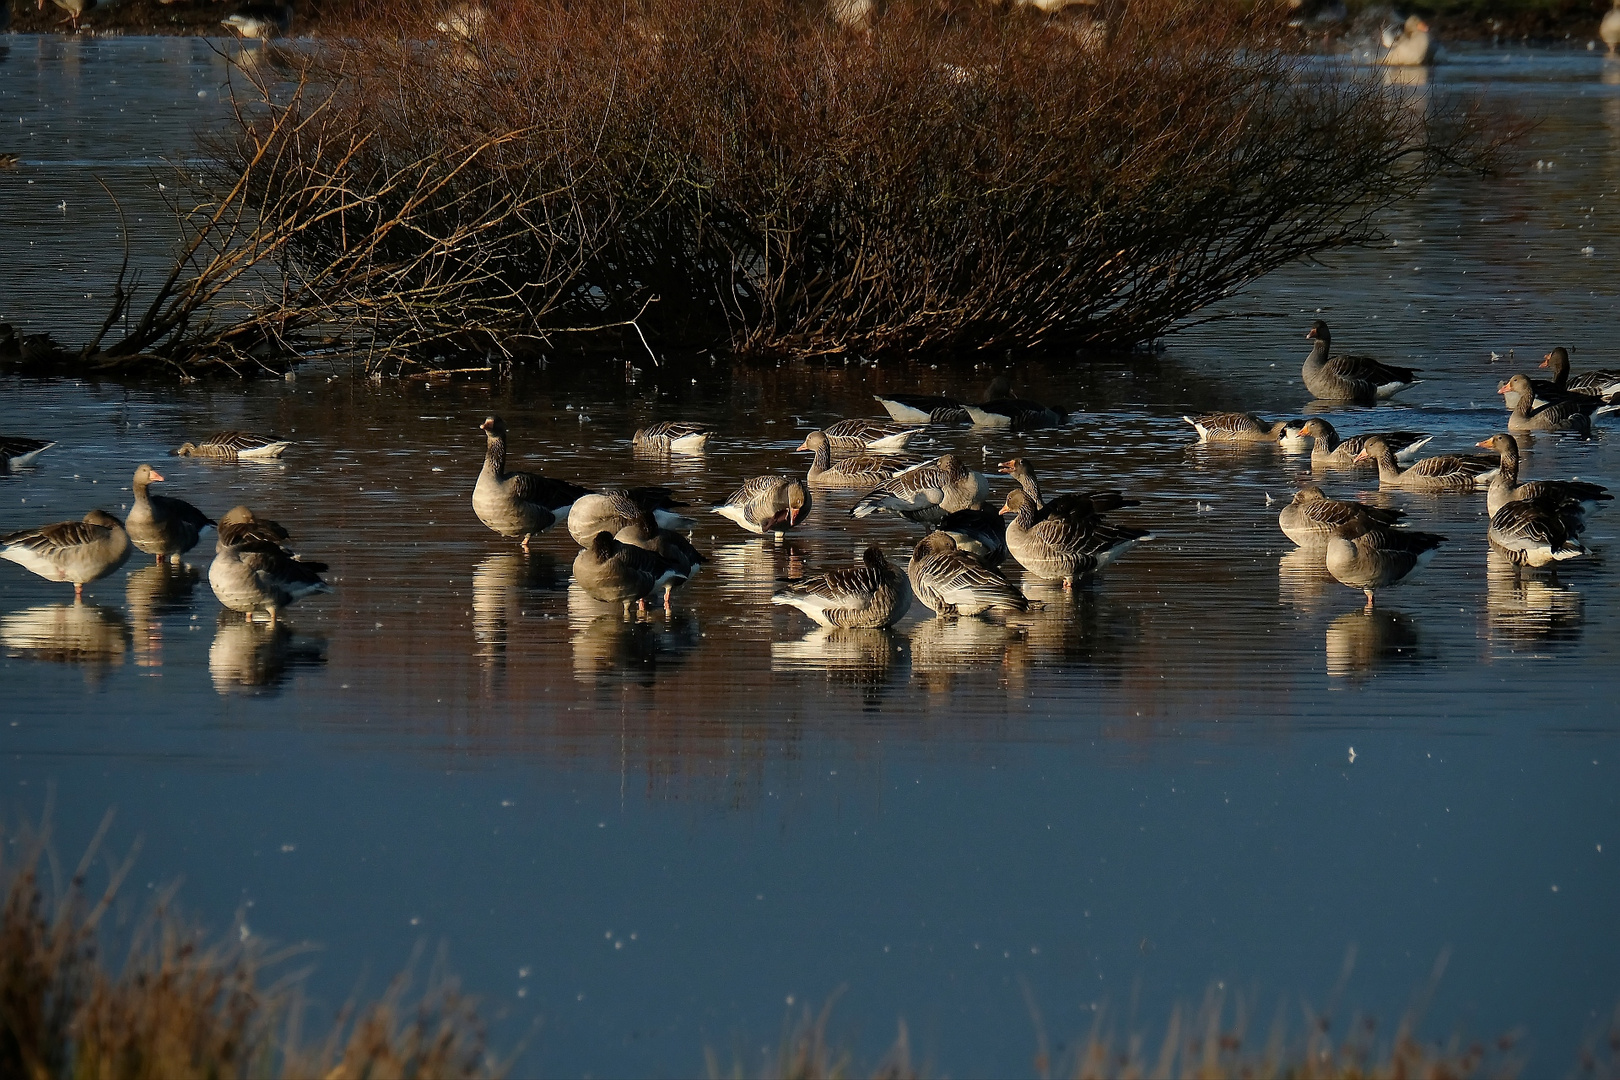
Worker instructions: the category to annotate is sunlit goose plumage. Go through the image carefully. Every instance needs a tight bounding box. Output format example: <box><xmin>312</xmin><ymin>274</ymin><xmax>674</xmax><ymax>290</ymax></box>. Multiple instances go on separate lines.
<box><xmin>613</xmin><ymin>511</ymin><xmax>706</xmax><ymax>610</ymax></box>
<box><xmin>1278</xmin><ymin>485</ymin><xmax>1406</xmax><ymax>548</ymax></box>
<box><xmin>1499</xmin><ymin>373</ymin><xmax>1601</xmax><ymax>435</ymax></box>
<box><xmin>474</xmin><ymin>416</ymin><xmax>563</xmax><ymax>548</ymax></box>
<box><xmin>0</xmin><ymin>436</ymin><xmax>56</xmax><ymax>468</ymax></box>
<box><xmin>1540</xmin><ymin>348</ymin><xmax>1620</xmax><ymax>402</ymax></box>
<box><xmin>1354</xmin><ymin>436</ymin><xmax>1497</xmax><ymax>492</ymax></box>
<box><xmin>566</xmin><ymin>488</ymin><xmax>694</xmax><ymax>546</ymax></box>
<box><xmin>1302</xmin><ymin>321</ymin><xmax>1419</xmax><ymax>403</ymax></box>
<box><xmin>572</xmin><ymin>531</ymin><xmax>682</xmax><ymax>614</ymax></box>
<box><xmin>821</xmin><ymin>418</ymin><xmax>920</xmax><ymax>452</ymax></box>
<box><xmin>935</xmin><ymin>507</ymin><xmax>1008</xmax><ymax>566</ymax></box>
<box><xmin>1292</xmin><ymin>418</ymin><xmax>1432</xmax><ymax>468</ymax></box>
<box><xmin>1325</xmin><ymin>525</ymin><xmax>1444</xmax><ymax>609</ymax></box>
<box><xmin>632</xmin><ymin>421</ymin><xmax>714</xmax><ymax>454</ymax></box>
<box><xmin>1182</xmin><ymin>412</ymin><xmax>1292</xmax><ymax>444</ymax></box>
<box><xmin>999</xmin><ymin>487</ymin><xmax>1151</xmax><ymax>589</ymax></box>
<box><xmin>850</xmin><ymin>454</ymin><xmax>987</xmax><ymax>523</ymax></box>
<box><xmin>127</xmin><ymin>464</ymin><xmax>214</xmax><ymax>565</ymax></box>
<box><xmin>907</xmin><ymin>532</ymin><xmax>1029</xmax><ymax>618</ymax></box>
<box><xmin>1</xmin><ymin>510</ymin><xmax>130</xmax><ymax>600</ymax></box>
<box><xmin>712</xmin><ymin>476</ymin><xmax>811</xmax><ymax>534</ymax></box>
<box><xmin>1381</xmin><ymin>16</ymin><xmax>1435</xmax><ymax>66</ymax></box>
<box><xmin>1477</xmin><ymin>433</ymin><xmax>1612</xmax><ymax>518</ymax></box>
<box><xmin>798</xmin><ymin>430</ymin><xmax>916</xmax><ymax>488</ymax></box>
<box><xmin>997</xmin><ymin>458</ymin><xmax>1141</xmax><ymax>520</ymax></box>
<box><xmin>172</xmin><ymin>430</ymin><xmax>291</xmax><ymax>461</ymax></box>
<box><xmin>208</xmin><ymin>506</ymin><xmax>330</xmax><ymax>622</ymax></box>
<box><xmin>771</xmin><ymin>545</ymin><xmax>912</xmax><ymax>628</ymax></box>
<box><xmin>1489</xmin><ymin>500</ymin><xmax>1586</xmax><ymax>567</ymax></box>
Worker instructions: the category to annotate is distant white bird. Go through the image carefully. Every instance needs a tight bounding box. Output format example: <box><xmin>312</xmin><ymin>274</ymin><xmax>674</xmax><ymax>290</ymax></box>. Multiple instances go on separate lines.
<box><xmin>1603</xmin><ymin>0</ymin><xmax>1620</xmax><ymax>56</ymax></box>
<box><xmin>1382</xmin><ymin>15</ymin><xmax>1435</xmax><ymax>66</ymax></box>
<box><xmin>222</xmin><ymin>2</ymin><xmax>293</xmax><ymax>40</ymax></box>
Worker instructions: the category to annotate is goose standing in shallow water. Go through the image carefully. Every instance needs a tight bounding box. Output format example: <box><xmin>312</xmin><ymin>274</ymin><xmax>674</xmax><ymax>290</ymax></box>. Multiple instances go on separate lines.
<box><xmin>1301</xmin><ymin>321</ymin><xmax>1419</xmax><ymax>403</ymax></box>
<box><xmin>1381</xmin><ymin>15</ymin><xmax>1436</xmax><ymax>66</ymax></box>
<box><xmin>1000</xmin><ymin>487</ymin><xmax>1151</xmax><ymax>589</ymax></box>
<box><xmin>1476</xmin><ymin>433</ymin><xmax>1612</xmax><ymax>518</ymax></box>
<box><xmin>1499</xmin><ymin>374</ymin><xmax>1603</xmax><ymax>435</ymax></box>
<box><xmin>1</xmin><ymin>510</ymin><xmax>130</xmax><ymax>600</ymax></box>
<box><xmin>1182</xmin><ymin>413</ymin><xmax>1293</xmax><ymax>444</ymax></box>
<box><xmin>1354</xmin><ymin>436</ymin><xmax>1497</xmax><ymax>492</ymax></box>
<box><xmin>1290</xmin><ymin>418</ymin><xmax>1431</xmax><ymax>469</ymax></box>
<box><xmin>172</xmin><ymin>431</ymin><xmax>291</xmax><ymax>461</ymax></box>
<box><xmin>798</xmin><ymin>430</ymin><xmax>914</xmax><ymax>488</ymax></box>
<box><xmin>850</xmin><ymin>454</ymin><xmax>987</xmax><ymax>523</ymax></box>
<box><xmin>566</xmin><ymin>488</ymin><xmax>694</xmax><ymax>547</ymax></box>
<box><xmin>1325</xmin><ymin>525</ymin><xmax>1445</xmax><ymax>610</ymax></box>
<box><xmin>0</xmin><ymin>436</ymin><xmax>55</xmax><ymax>469</ymax></box>
<box><xmin>572</xmin><ymin>531</ymin><xmax>681</xmax><ymax>614</ymax></box>
<box><xmin>907</xmin><ymin>532</ymin><xmax>1029</xmax><ymax>618</ymax></box>
<box><xmin>1278</xmin><ymin>486</ymin><xmax>1407</xmax><ymax>548</ymax></box>
<box><xmin>613</xmin><ymin>511</ymin><xmax>705</xmax><ymax>611</ymax></box>
<box><xmin>712</xmin><ymin>476</ymin><xmax>811</xmax><ymax>535</ymax></box>
<box><xmin>208</xmin><ymin>507</ymin><xmax>330</xmax><ymax>622</ymax></box>
<box><xmin>126</xmin><ymin>464</ymin><xmax>214</xmax><ymax>565</ymax></box>
<box><xmin>771</xmin><ymin>546</ymin><xmax>912</xmax><ymax>628</ymax></box>
<box><xmin>474</xmin><ymin>416</ymin><xmax>583</xmax><ymax>548</ymax></box>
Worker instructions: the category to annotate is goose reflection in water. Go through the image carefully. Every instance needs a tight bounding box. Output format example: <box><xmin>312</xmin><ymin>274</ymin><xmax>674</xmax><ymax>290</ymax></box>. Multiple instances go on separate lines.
<box><xmin>0</xmin><ymin>603</ymin><xmax>130</xmax><ymax>682</ymax></box>
<box><xmin>125</xmin><ymin>561</ymin><xmax>201</xmax><ymax>668</ymax></box>
<box><xmin>771</xmin><ymin>627</ymin><xmax>899</xmax><ymax>703</ymax></box>
<box><xmin>208</xmin><ymin>612</ymin><xmax>327</xmax><ymax>695</ymax></box>
<box><xmin>1324</xmin><ymin>608</ymin><xmax>1431</xmax><ymax>682</ymax></box>
<box><xmin>710</xmin><ymin>539</ymin><xmax>805</xmax><ymax>597</ymax></box>
<box><xmin>1486</xmin><ymin>548</ymin><xmax>1584</xmax><ymax>650</ymax></box>
<box><xmin>472</xmin><ymin>551</ymin><xmax>562</xmax><ymax>669</ymax></box>
<box><xmin>1278</xmin><ymin>547</ymin><xmax>1337</xmax><ymax>613</ymax></box>
<box><xmin>999</xmin><ymin>579</ymin><xmax>1136</xmax><ymax>678</ymax></box>
<box><xmin>567</xmin><ymin>585</ymin><xmax>698</xmax><ymax>683</ymax></box>
<box><xmin>907</xmin><ymin>616</ymin><xmax>1020</xmax><ymax>693</ymax></box>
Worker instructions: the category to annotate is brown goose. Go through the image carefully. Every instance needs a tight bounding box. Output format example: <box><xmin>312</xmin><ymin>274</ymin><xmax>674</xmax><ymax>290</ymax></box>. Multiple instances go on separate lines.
<box><xmin>1499</xmin><ymin>374</ymin><xmax>1602</xmax><ymax>435</ymax></box>
<box><xmin>0</xmin><ymin>435</ymin><xmax>55</xmax><ymax>468</ymax></box>
<box><xmin>126</xmin><ymin>464</ymin><xmax>214</xmax><ymax>565</ymax></box>
<box><xmin>797</xmin><ymin>431</ymin><xmax>915</xmax><ymax>488</ymax></box>
<box><xmin>1278</xmin><ymin>485</ymin><xmax>1406</xmax><ymax>548</ymax></box>
<box><xmin>872</xmin><ymin>376</ymin><xmax>1009</xmax><ymax>425</ymax></box>
<box><xmin>1325</xmin><ymin>524</ymin><xmax>1445</xmax><ymax>609</ymax></box>
<box><xmin>614</xmin><ymin>511</ymin><xmax>706</xmax><ymax>611</ymax></box>
<box><xmin>1182</xmin><ymin>412</ymin><xmax>1292</xmax><ymax>444</ymax></box>
<box><xmin>821</xmin><ymin>418</ymin><xmax>920</xmax><ymax>452</ymax></box>
<box><xmin>1354</xmin><ymin>436</ymin><xmax>1497</xmax><ymax>492</ymax></box>
<box><xmin>474</xmin><ymin>416</ymin><xmax>570</xmax><ymax>548</ymax></box>
<box><xmin>996</xmin><ymin>458</ymin><xmax>1140</xmax><ymax>518</ymax></box>
<box><xmin>1540</xmin><ymin>347</ymin><xmax>1620</xmax><ymax>402</ymax></box>
<box><xmin>999</xmin><ymin>487</ymin><xmax>1151</xmax><ymax>589</ymax></box>
<box><xmin>850</xmin><ymin>454</ymin><xmax>987</xmax><ymax>523</ymax></box>
<box><xmin>172</xmin><ymin>431</ymin><xmax>290</xmax><ymax>461</ymax></box>
<box><xmin>1290</xmin><ymin>418</ymin><xmax>1432</xmax><ymax>468</ymax></box>
<box><xmin>711</xmin><ymin>476</ymin><xmax>811</xmax><ymax>535</ymax></box>
<box><xmin>1488</xmin><ymin>500</ymin><xmax>1587</xmax><ymax>567</ymax></box>
<box><xmin>1477</xmin><ymin>433</ymin><xmax>1613</xmax><ymax>518</ymax></box>
<box><xmin>566</xmin><ymin>488</ymin><xmax>694</xmax><ymax>546</ymax></box>
<box><xmin>935</xmin><ymin>507</ymin><xmax>1008</xmax><ymax>566</ymax></box>
<box><xmin>907</xmin><ymin>532</ymin><xmax>1029</xmax><ymax>618</ymax></box>
<box><xmin>571</xmin><ymin>531</ymin><xmax>682</xmax><ymax>614</ymax></box>
<box><xmin>1</xmin><ymin>510</ymin><xmax>131</xmax><ymax>600</ymax></box>
<box><xmin>771</xmin><ymin>545</ymin><xmax>912</xmax><ymax>628</ymax></box>
<box><xmin>632</xmin><ymin>421</ymin><xmax>714</xmax><ymax>454</ymax></box>
<box><xmin>208</xmin><ymin>507</ymin><xmax>330</xmax><ymax>622</ymax></box>
<box><xmin>1302</xmin><ymin>321</ymin><xmax>1419</xmax><ymax>403</ymax></box>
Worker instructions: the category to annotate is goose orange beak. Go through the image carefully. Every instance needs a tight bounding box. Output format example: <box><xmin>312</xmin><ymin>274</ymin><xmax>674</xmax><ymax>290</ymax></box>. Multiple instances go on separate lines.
<box><xmin>1539</xmin><ymin>355</ymin><xmax>1551</xmax><ymax>368</ymax></box>
<box><xmin>998</xmin><ymin>498</ymin><xmax>1014</xmax><ymax>514</ymax></box>
<box><xmin>794</xmin><ymin>440</ymin><xmax>810</xmax><ymax>451</ymax></box>
<box><xmin>1352</xmin><ymin>450</ymin><xmax>1370</xmax><ymax>463</ymax></box>
<box><xmin>1497</xmin><ymin>384</ymin><xmax>1509</xmax><ymax>395</ymax></box>
<box><xmin>148</xmin><ymin>469</ymin><xmax>165</xmax><ymax>482</ymax></box>
<box><xmin>1476</xmin><ymin>437</ymin><xmax>1494</xmax><ymax>448</ymax></box>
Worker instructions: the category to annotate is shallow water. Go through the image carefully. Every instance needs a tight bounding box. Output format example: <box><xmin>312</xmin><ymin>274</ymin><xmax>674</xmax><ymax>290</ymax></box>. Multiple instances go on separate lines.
<box><xmin>2</xmin><ymin>37</ymin><xmax>1620</xmax><ymax>1076</ymax></box>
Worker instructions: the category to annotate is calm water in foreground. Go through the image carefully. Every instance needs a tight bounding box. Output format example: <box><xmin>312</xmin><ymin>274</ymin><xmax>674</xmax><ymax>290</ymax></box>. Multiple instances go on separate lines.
<box><xmin>2</xmin><ymin>36</ymin><xmax>1619</xmax><ymax>1076</ymax></box>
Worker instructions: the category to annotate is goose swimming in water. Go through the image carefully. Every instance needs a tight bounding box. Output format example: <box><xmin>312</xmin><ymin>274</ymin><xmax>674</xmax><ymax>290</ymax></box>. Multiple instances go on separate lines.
<box><xmin>1301</xmin><ymin>321</ymin><xmax>1419</xmax><ymax>404</ymax></box>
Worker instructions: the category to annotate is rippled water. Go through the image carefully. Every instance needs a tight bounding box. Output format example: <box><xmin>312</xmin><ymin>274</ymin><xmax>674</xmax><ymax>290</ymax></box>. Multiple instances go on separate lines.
<box><xmin>3</xmin><ymin>37</ymin><xmax>1619</xmax><ymax>1076</ymax></box>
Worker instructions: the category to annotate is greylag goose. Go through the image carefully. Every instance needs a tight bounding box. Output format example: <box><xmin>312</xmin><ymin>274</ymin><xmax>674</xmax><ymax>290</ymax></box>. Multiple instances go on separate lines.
<box><xmin>999</xmin><ymin>487</ymin><xmax>1151</xmax><ymax>588</ymax></box>
<box><xmin>614</xmin><ymin>512</ymin><xmax>706</xmax><ymax>611</ymax></box>
<box><xmin>126</xmin><ymin>464</ymin><xmax>214</xmax><ymax>565</ymax></box>
<box><xmin>964</xmin><ymin>380</ymin><xmax>1067</xmax><ymax>431</ymax></box>
<box><xmin>907</xmin><ymin>532</ymin><xmax>1029</xmax><ymax>617</ymax></box>
<box><xmin>47</xmin><ymin>0</ymin><xmax>96</xmax><ymax>31</ymax></box>
<box><xmin>222</xmin><ymin>1</ymin><xmax>293</xmax><ymax>38</ymax></box>
<box><xmin>997</xmin><ymin>458</ymin><xmax>1140</xmax><ymax>519</ymax></box>
<box><xmin>208</xmin><ymin>507</ymin><xmax>330</xmax><ymax>622</ymax></box>
<box><xmin>797</xmin><ymin>431</ymin><xmax>915</xmax><ymax>488</ymax></box>
<box><xmin>1</xmin><ymin>510</ymin><xmax>131</xmax><ymax>600</ymax></box>
<box><xmin>1605</xmin><ymin>0</ymin><xmax>1620</xmax><ymax>56</ymax></box>
<box><xmin>1291</xmin><ymin>418</ymin><xmax>1432</xmax><ymax>468</ymax></box>
<box><xmin>571</xmin><ymin>531</ymin><xmax>682</xmax><ymax>614</ymax></box>
<box><xmin>0</xmin><ymin>436</ymin><xmax>55</xmax><ymax>468</ymax></box>
<box><xmin>1477</xmin><ymin>433</ymin><xmax>1613</xmax><ymax>518</ymax></box>
<box><xmin>936</xmin><ymin>507</ymin><xmax>1009</xmax><ymax>566</ymax></box>
<box><xmin>1499</xmin><ymin>374</ymin><xmax>1602</xmax><ymax>435</ymax></box>
<box><xmin>632</xmin><ymin>421</ymin><xmax>714</xmax><ymax>454</ymax></box>
<box><xmin>711</xmin><ymin>476</ymin><xmax>811</xmax><ymax>534</ymax></box>
<box><xmin>1302</xmin><ymin>321</ymin><xmax>1419</xmax><ymax>403</ymax></box>
<box><xmin>771</xmin><ymin>545</ymin><xmax>912</xmax><ymax>628</ymax></box>
<box><xmin>474</xmin><ymin>416</ymin><xmax>579</xmax><ymax>548</ymax></box>
<box><xmin>850</xmin><ymin>454</ymin><xmax>987</xmax><ymax>523</ymax></box>
<box><xmin>1381</xmin><ymin>15</ymin><xmax>1435</xmax><ymax>66</ymax></box>
<box><xmin>1540</xmin><ymin>348</ymin><xmax>1620</xmax><ymax>402</ymax></box>
<box><xmin>1278</xmin><ymin>485</ymin><xmax>1407</xmax><ymax>548</ymax></box>
<box><xmin>871</xmin><ymin>377</ymin><xmax>1012</xmax><ymax>425</ymax></box>
<box><xmin>1182</xmin><ymin>412</ymin><xmax>1292</xmax><ymax>444</ymax></box>
<box><xmin>172</xmin><ymin>431</ymin><xmax>291</xmax><ymax>461</ymax></box>
<box><xmin>1489</xmin><ymin>500</ymin><xmax>1586</xmax><ymax>567</ymax></box>
<box><xmin>1325</xmin><ymin>524</ymin><xmax>1445</xmax><ymax>609</ymax></box>
<box><xmin>566</xmin><ymin>488</ymin><xmax>694</xmax><ymax>546</ymax></box>
<box><xmin>1354</xmin><ymin>436</ymin><xmax>1497</xmax><ymax>492</ymax></box>
<box><xmin>821</xmin><ymin>418</ymin><xmax>920</xmax><ymax>452</ymax></box>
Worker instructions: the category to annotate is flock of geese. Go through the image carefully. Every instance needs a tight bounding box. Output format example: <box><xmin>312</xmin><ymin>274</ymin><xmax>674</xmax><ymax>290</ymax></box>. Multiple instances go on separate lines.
<box><xmin>1</xmin><ymin>320</ymin><xmax>1616</xmax><ymax>649</ymax></box>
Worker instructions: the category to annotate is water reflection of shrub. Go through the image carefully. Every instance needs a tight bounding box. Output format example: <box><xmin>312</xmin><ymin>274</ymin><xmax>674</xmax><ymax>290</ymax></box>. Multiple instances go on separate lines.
<box><xmin>161</xmin><ymin>0</ymin><xmax>1506</xmax><ymax>374</ymax></box>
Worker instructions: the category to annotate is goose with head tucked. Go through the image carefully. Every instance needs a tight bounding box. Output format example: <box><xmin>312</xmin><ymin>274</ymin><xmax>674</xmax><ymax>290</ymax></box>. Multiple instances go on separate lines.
<box><xmin>0</xmin><ymin>436</ymin><xmax>55</xmax><ymax>469</ymax></box>
<box><xmin>614</xmin><ymin>511</ymin><xmax>706</xmax><ymax>611</ymax></box>
<box><xmin>935</xmin><ymin>507</ymin><xmax>1009</xmax><ymax>566</ymax></box>
<box><xmin>820</xmin><ymin>418</ymin><xmax>921</xmax><ymax>452</ymax></box>
<box><xmin>771</xmin><ymin>545</ymin><xmax>912</xmax><ymax>628</ymax></box>
<box><xmin>172</xmin><ymin>430</ymin><xmax>291</xmax><ymax>461</ymax></box>
<box><xmin>632</xmin><ymin>421</ymin><xmax>714</xmax><ymax>455</ymax></box>
<box><xmin>1325</xmin><ymin>524</ymin><xmax>1445</xmax><ymax>610</ymax></box>
<box><xmin>1182</xmin><ymin>412</ymin><xmax>1293</xmax><ymax>444</ymax></box>
<box><xmin>797</xmin><ymin>430</ymin><xmax>916</xmax><ymax>488</ymax></box>
<box><xmin>999</xmin><ymin>487</ymin><xmax>1151</xmax><ymax>589</ymax></box>
<box><xmin>1488</xmin><ymin>499</ymin><xmax>1587</xmax><ymax>567</ymax></box>
<box><xmin>1278</xmin><ymin>485</ymin><xmax>1407</xmax><ymax>548</ymax></box>
<box><xmin>1499</xmin><ymin>374</ymin><xmax>1602</xmax><ymax>435</ymax></box>
<box><xmin>1354</xmin><ymin>436</ymin><xmax>1498</xmax><ymax>492</ymax></box>
<box><xmin>1291</xmin><ymin>418</ymin><xmax>1432</xmax><ymax>469</ymax></box>
<box><xmin>572</xmin><ymin>531</ymin><xmax>683</xmax><ymax>614</ymax></box>
<box><xmin>1476</xmin><ymin>433</ymin><xmax>1612</xmax><ymax>518</ymax></box>
<box><xmin>566</xmin><ymin>487</ymin><xmax>694</xmax><ymax>546</ymax></box>
<box><xmin>127</xmin><ymin>464</ymin><xmax>214</xmax><ymax>565</ymax></box>
<box><xmin>712</xmin><ymin>475</ymin><xmax>811</xmax><ymax>535</ymax></box>
<box><xmin>850</xmin><ymin>453</ymin><xmax>988</xmax><ymax>523</ymax></box>
<box><xmin>1302</xmin><ymin>321</ymin><xmax>1419</xmax><ymax>403</ymax></box>
<box><xmin>907</xmin><ymin>532</ymin><xmax>1030</xmax><ymax>618</ymax></box>
<box><xmin>208</xmin><ymin>506</ymin><xmax>330</xmax><ymax>622</ymax></box>
<box><xmin>1</xmin><ymin>510</ymin><xmax>130</xmax><ymax>601</ymax></box>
